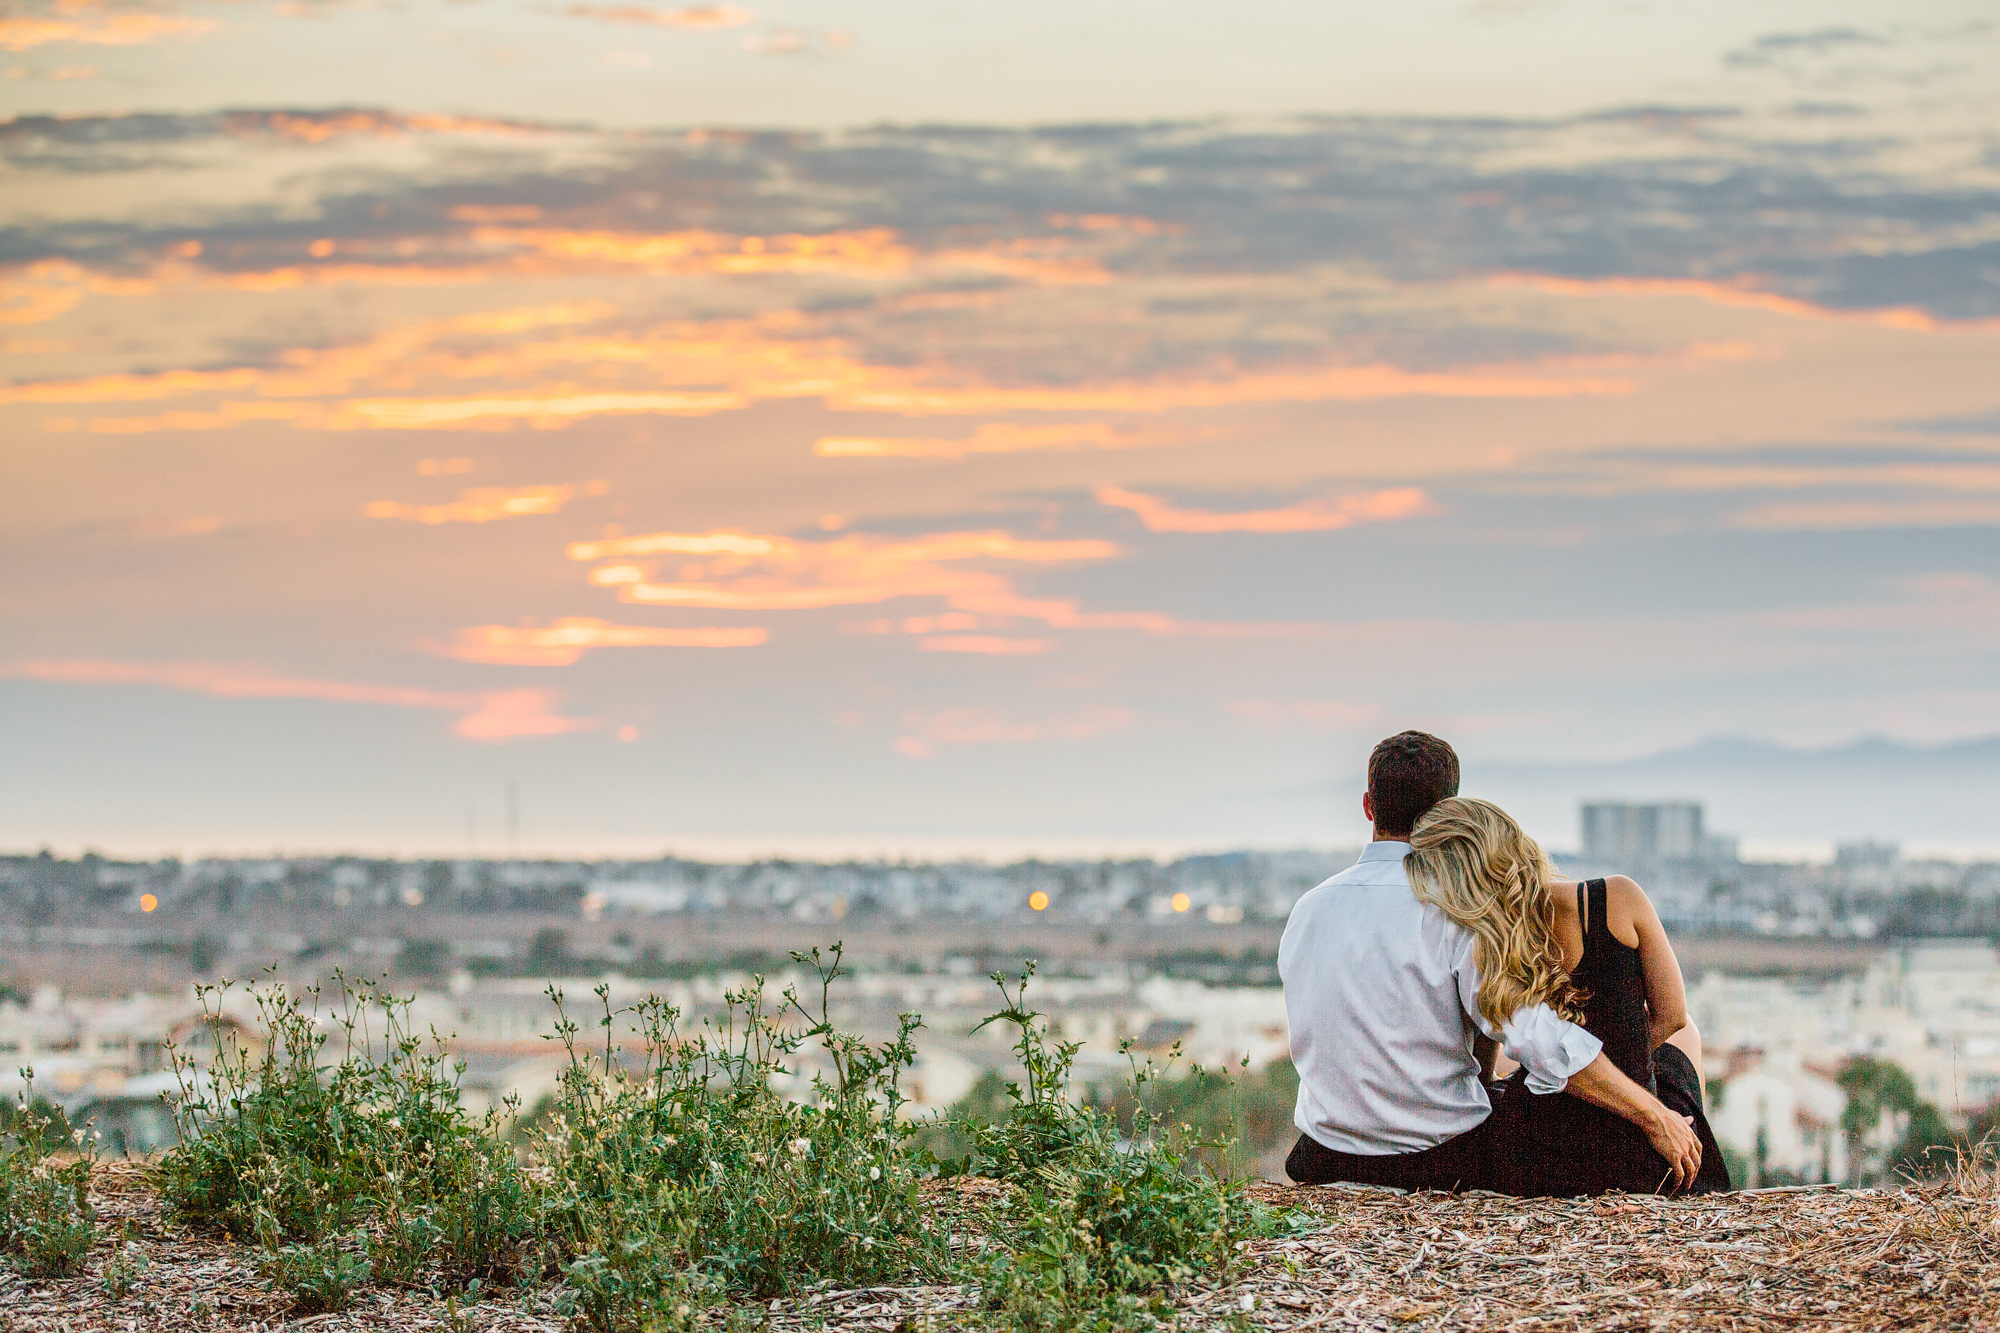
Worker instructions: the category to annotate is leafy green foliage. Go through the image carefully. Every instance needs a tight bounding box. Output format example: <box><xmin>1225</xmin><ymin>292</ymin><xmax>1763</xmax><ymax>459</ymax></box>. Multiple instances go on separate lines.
<box><xmin>260</xmin><ymin>1234</ymin><xmax>372</xmax><ymax>1312</ymax></box>
<box><xmin>157</xmin><ymin>974</ymin><xmax>538</xmax><ymax>1293</ymax></box>
<box><xmin>1838</xmin><ymin>1055</ymin><xmax>1970</xmax><ymax>1181</ymax></box>
<box><xmin>537</xmin><ymin>946</ymin><xmax>936</xmax><ymax>1329</ymax></box>
<box><xmin>146</xmin><ymin>950</ymin><xmax>1260</xmax><ymax>1329</ymax></box>
<box><xmin>99</xmin><ymin>1237</ymin><xmax>149</xmax><ymax>1300</ymax></box>
<box><xmin>0</xmin><ymin>1080</ymin><xmax>96</xmax><ymax>1278</ymax></box>
<box><xmin>958</xmin><ymin>967</ymin><xmax>1260</xmax><ymax>1331</ymax></box>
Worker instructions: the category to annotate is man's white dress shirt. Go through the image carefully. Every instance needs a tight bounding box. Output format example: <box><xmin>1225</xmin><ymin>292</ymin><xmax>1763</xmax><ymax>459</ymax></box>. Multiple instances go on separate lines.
<box><xmin>1278</xmin><ymin>841</ymin><xmax>1603</xmax><ymax>1155</ymax></box>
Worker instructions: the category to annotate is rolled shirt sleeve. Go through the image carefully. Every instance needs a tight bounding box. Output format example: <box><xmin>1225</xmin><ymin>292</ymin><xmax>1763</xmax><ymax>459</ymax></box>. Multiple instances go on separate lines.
<box><xmin>1495</xmin><ymin>1003</ymin><xmax>1602</xmax><ymax>1093</ymax></box>
<box><xmin>1453</xmin><ymin>933</ymin><xmax>1603</xmax><ymax>1093</ymax></box>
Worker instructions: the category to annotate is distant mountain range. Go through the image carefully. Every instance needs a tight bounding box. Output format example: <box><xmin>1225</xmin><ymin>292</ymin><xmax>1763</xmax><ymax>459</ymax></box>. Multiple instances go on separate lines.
<box><xmin>1114</xmin><ymin>735</ymin><xmax>2000</xmax><ymax>851</ymax></box>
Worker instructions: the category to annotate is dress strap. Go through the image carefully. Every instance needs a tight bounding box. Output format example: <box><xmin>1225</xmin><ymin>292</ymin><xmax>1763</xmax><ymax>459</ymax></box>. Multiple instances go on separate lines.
<box><xmin>1585</xmin><ymin>878</ymin><xmax>1612</xmax><ymax>948</ymax></box>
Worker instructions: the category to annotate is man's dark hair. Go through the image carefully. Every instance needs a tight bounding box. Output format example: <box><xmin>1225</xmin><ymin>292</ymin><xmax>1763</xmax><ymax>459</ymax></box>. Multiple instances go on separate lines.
<box><xmin>1367</xmin><ymin>731</ymin><xmax>1460</xmax><ymax>837</ymax></box>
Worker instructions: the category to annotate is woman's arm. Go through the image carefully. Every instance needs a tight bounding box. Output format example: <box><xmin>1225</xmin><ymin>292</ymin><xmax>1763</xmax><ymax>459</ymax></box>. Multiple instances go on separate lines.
<box><xmin>1608</xmin><ymin>875</ymin><xmax>1689</xmax><ymax>1051</ymax></box>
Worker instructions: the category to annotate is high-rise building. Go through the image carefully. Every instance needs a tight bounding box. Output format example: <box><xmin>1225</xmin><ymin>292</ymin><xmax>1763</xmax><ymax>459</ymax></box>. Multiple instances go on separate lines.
<box><xmin>1580</xmin><ymin>801</ymin><xmax>1705</xmax><ymax>864</ymax></box>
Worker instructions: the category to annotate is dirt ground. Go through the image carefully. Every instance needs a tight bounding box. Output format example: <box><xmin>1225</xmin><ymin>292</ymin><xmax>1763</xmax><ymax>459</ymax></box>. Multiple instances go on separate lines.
<box><xmin>5</xmin><ymin>1163</ymin><xmax>1994</xmax><ymax>1332</ymax></box>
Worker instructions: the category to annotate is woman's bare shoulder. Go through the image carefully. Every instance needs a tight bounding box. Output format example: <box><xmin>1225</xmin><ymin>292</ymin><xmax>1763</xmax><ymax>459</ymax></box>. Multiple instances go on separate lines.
<box><xmin>1602</xmin><ymin>875</ymin><xmax>1650</xmax><ymax>944</ymax></box>
<box><xmin>1603</xmin><ymin>875</ymin><xmax>1652</xmax><ymax>907</ymax></box>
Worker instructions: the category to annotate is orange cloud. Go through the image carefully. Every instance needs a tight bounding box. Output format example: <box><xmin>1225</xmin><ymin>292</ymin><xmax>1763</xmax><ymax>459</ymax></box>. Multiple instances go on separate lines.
<box><xmin>7</xmin><ymin>269</ymin><xmax>1634</xmax><ymax>439</ymax></box>
<box><xmin>0</xmin><ymin>13</ymin><xmax>218</xmax><ymax>50</ymax></box>
<box><xmin>5</xmin><ymin>659</ymin><xmax>598</xmax><ymax>741</ymax></box>
<box><xmin>916</xmin><ymin>636</ymin><xmax>1054</xmax><ymax>655</ymax></box>
<box><xmin>454</xmin><ymin>689</ymin><xmax>603</xmax><ymax>740</ymax></box>
<box><xmin>364</xmin><ymin>485</ymin><xmax>575</xmax><ymax>524</ymax></box>
<box><xmin>567</xmin><ymin>531</ymin><xmax>777</xmax><ymax>560</ymax></box>
<box><xmin>333</xmin><ymin>390</ymin><xmax>746</xmax><ymax>430</ymax></box>
<box><xmin>832</xmin><ymin>363</ymin><xmax>1631</xmax><ymax>415</ymax></box>
<box><xmin>1096</xmin><ymin>485</ymin><xmax>1431</xmax><ymax>533</ymax></box>
<box><xmin>435</xmin><ymin>617</ymin><xmax>769</xmax><ymax>665</ymax></box>
<box><xmin>815</xmin><ymin>422</ymin><xmax>1132</xmax><ymax>458</ymax></box>
<box><xmin>894</xmin><ymin>704</ymin><xmax>1132</xmax><ymax>758</ymax></box>
<box><xmin>1045</xmin><ymin>213</ymin><xmax>1181</xmax><ymax>236</ymax></box>
<box><xmin>587</xmin><ymin>528</ymin><xmax>1119</xmax><ymax>614</ymax></box>
<box><xmin>577</xmin><ymin>525</ymin><xmax>1335</xmax><ymax>641</ymax></box>
<box><xmin>223</xmin><ymin>110</ymin><xmax>549</xmax><ymax>143</ymax></box>
<box><xmin>1491</xmin><ymin>273</ymin><xmax>2000</xmax><ymax>334</ymax></box>
<box><xmin>567</xmin><ymin>3</ymin><xmax>755</xmax><ymax>27</ymax></box>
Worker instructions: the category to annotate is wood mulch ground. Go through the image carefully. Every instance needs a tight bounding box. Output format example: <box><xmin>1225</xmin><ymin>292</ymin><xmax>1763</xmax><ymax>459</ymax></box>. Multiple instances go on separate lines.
<box><xmin>5</xmin><ymin>1165</ymin><xmax>1995</xmax><ymax>1330</ymax></box>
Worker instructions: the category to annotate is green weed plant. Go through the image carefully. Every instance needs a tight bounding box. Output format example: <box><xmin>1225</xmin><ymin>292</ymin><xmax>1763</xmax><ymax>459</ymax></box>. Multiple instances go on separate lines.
<box><xmin>157</xmin><ymin>974</ymin><xmax>536</xmax><ymax>1300</ymax></box>
<box><xmin>957</xmin><ymin>966</ymin><xmax>1260</xmax><ymax>1331</ymax></box>
<box><xmin>537</xmin><ymin>945</ymin><xmax>936</xmax><ymax>1330</ymax></box>
<box><xmin>146</xmin><ymin>950</ymin><xmax>1265</xmax><ymax>1328</ymax></box>
<box><xmin>0</xmin><ymin>1076</ymin><xmax>96</xmax><ymax>1278</ymax></box>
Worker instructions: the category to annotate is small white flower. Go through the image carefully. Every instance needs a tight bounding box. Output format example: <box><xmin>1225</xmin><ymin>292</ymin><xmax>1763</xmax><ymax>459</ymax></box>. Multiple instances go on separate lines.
<box><xmin>868</xmin><ymin>1166</ymin><xmax>881</xmax><ymax>1181</ymax></box>
<box><xmin>663</xmin><ymin>1135</ymin><xmax>677</xmax><ymax>1146</ymax></box>
<box><xmin>790</xmin><ymin>1137</ymin><xmax>812</xmax><ymax>1156</ymax></box>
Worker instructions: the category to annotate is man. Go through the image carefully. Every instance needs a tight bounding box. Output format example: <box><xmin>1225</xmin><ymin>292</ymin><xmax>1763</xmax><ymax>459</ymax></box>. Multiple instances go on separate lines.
<box><xmin>1278</xmin><ymin>730</ymin><xmax>1701</xmax><ymax>1191</ymax></box>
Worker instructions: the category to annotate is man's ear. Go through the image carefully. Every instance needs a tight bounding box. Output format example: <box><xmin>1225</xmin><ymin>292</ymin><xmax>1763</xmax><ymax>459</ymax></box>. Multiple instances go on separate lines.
<box><xmin>1362</xmin><ymin>790</ymin><xmax>1375</xmax><ymax>824</ymax></box>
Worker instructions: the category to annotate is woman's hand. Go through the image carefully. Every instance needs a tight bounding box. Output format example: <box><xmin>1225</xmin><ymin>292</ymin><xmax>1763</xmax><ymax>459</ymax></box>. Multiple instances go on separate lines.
<box><xmin>1564</xmin><ymin>1051</ymin><xmax>1704</xmax><ymax>1188</ymax></box>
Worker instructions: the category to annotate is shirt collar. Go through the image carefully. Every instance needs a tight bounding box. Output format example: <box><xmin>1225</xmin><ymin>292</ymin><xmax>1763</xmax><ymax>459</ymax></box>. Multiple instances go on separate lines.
<box><xmin>1357</xmin><ymin>840</ymin><xmax>1412</xmax><ymax>863</ymax></box>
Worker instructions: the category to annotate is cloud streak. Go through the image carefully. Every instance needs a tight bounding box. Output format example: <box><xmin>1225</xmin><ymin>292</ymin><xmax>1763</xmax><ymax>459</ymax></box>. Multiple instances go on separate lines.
<box><xmin>566</xmin><ymin>4</ymin><xmax>755</xmax><ymax>29</ymax></box>
<box><xmin>0</xmin><ymin>13</ymin><xmax>218</xmax><ymax>51</ymax></box>
<box><xmin>815</xmin><ymin>423</ymin><xmax>1137</xmax><ymax>458</ymax></box>
<box><xmin>1491</xmin><ymin>274</ymin><xmax>2000</xmax><ymax>334</ymax></box>
<box><xmin>435</xmin><ymin>618</ymin><xmax>769</xmax><ymax>665</ymax></box>
<box><xmin>1096</xmin><ymin>485</ymin><xmax>1432</xmax><ymax>534</ymax></box>
<box><xmin>5</xmin><ymin>660</ymin><xmax>599</xmax><ymax>740</ymax></box>
<box><xmin>364</xmin><ymin>485</ymin><xmax>579</xmax><ymax>524</ymax></box>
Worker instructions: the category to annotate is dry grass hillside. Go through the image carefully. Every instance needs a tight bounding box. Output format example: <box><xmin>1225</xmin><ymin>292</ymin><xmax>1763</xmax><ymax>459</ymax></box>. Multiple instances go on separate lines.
<box><xmin>5</xmin><ymin>1164</ymin><xmax>1996</xmax><ymax>1332</ymax></box>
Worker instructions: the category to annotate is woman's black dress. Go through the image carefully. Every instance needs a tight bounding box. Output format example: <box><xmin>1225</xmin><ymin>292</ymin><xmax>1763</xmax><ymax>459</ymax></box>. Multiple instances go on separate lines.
<box><xmin>1491</xmin><ymin>878</ymin><xmax>1731</xmax><ymax>1196</ymax></box>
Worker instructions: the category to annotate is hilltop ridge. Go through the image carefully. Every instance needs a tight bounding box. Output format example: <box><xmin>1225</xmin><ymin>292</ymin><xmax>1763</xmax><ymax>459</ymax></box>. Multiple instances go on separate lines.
<box><xmin>5</xmin><ymin>1165</ymin><xmax>1994</xmax><ymax>1331</ymax></box>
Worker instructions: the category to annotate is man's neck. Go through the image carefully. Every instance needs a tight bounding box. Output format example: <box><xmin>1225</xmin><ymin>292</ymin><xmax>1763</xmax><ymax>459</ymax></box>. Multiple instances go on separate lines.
<box><xmin>1371</xmin><ymin>829</ymin><xmax>1410</xmax><ymax>842</ymax></box>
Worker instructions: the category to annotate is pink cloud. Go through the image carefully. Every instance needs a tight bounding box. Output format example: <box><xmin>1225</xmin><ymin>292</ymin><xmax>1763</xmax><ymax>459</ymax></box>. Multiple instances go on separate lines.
<box><xmin>5</xmin><ymin>659</ymin><xmax>598</xmax><ymax>741</ymax></box>
<box><xmin>567</xmin><ymin>3</ymin><xmax>755</xmax><ymax>29</ymax></box>
<box><xmin>435</xmin><ymin>617</ymin><xmax>769</xmax><ymax>666</ymax></box>
<box><xmin>1490</xmin><ymin>273</ymin><xmax>2000</xmax><ymax>335</ymax></box>
<box><xmin>1095</xmin><ymin>485</ymin><xmax>1433</xmax><ymax>534</ymax></box>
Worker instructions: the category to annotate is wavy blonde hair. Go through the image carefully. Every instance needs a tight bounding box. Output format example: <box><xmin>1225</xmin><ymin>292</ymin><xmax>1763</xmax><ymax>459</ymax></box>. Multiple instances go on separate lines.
<box><xmin>1405</xmin><ymin>797</ymin><xmax>1583</xmax><ymax>1030</ymax></box>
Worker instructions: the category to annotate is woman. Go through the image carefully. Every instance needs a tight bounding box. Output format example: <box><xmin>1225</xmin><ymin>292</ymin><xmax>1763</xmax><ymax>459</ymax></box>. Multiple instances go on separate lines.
<box><xmin>1406</xmin><ymin>797</ymin><xmax>1730</xmax><ymax>1195</ymax></box>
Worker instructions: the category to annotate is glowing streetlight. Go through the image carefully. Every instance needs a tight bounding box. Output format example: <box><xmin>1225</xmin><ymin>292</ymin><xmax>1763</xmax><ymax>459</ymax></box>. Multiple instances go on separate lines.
<box><xmin>1170</xmin><ymin>892</ymin><xmax>1191</xmax><ymax>913</ymax></box>
<box><xmin>1028</xmin><ymin>891</ymin><xmax>1049</xmax><ymax>911</ymax></box>
<box><xmin>139</xmin><ymin>893</ymin><xmax>158</xmax><ymax>913</ymax></box>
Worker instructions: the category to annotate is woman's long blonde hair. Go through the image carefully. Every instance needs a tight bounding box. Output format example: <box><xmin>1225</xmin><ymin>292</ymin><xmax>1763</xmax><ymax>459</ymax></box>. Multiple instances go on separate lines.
<box><xmin>1405</xmin><ymin>797</ymin><xmax>1583</xmax><ymax>1030</ymax></box>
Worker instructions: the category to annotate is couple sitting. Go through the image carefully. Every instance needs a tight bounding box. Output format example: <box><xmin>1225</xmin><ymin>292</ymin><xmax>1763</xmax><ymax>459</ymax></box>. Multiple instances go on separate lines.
<box><xmin>1280</xmin><ymin>731</ymin><xmax>1729</xmax><ymax>1196</ymax></box>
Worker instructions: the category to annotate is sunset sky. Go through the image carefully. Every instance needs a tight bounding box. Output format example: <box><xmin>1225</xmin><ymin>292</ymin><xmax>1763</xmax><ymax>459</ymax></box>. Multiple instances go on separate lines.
<box><xmin>3</xmin><ymin>2</ymin><xmax>1997</xmax><ymax>856</ymax></box>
